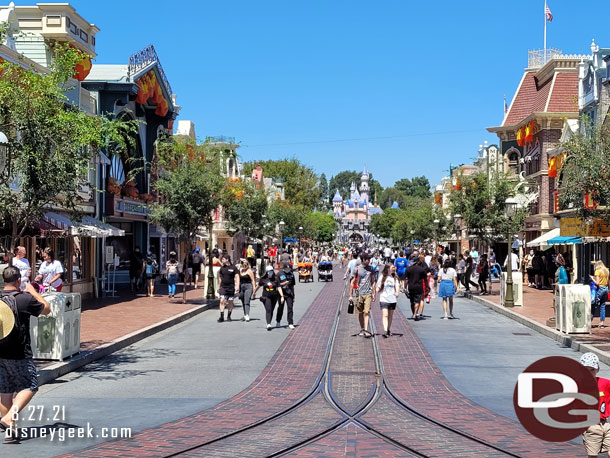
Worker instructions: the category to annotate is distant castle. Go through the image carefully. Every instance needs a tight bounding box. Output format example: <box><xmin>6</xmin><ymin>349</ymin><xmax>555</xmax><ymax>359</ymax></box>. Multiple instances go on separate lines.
<box><xmin>332</xmin><ymin>167</ymin><xmax>384</xmax><ymax>243</ymax></box>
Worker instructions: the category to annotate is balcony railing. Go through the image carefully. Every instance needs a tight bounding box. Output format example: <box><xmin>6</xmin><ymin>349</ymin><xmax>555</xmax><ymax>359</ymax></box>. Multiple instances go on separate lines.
<box><xmin>205</xmin><ymin>136</ymin><xmax>236</xmax><ymax>144</ymax></box>
<box><xmin>127</xmin><ymin>44</ymin><xmax>173</xmax><ymax>96</ymax></box>
<box><xmin>528</xmin><ymin>49</ymin><xmax>562</xmax><ymax>68</ymax></box>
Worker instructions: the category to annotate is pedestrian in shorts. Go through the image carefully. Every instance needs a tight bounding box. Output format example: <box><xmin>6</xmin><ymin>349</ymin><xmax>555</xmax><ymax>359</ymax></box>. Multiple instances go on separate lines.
<box><xmin>376</xmin><ymin>264</ymin><xmax>400</xmax><ymax>337</ymax></box>
<box><xmin>406</xmin><ymin>254</ymin><xmax>428</xmax><ymax>320</ymax></box>
<box><xmin>580</xmin><ymin>352</ymin><xmax>610</xmax><ymax>457</ymax></box>
<box><xmin>217</xmin><ymin>255</ymin><xmax>240</xmax><ymax>322</ymax></box>
<box><xmin>349</xmin><ymin>253</ymin><xmax>375</xmax><ymax>337</ymax></box>
<box><xmin>0</xmin><ymin>266</ymin><xmax>50</xmax><ymax>443</ymax></box>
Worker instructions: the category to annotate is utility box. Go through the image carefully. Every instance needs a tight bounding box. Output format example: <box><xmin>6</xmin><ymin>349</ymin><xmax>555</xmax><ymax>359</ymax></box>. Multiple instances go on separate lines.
<box><xmin>30</xmin><ymin>292</ymin><xmax>81</xmax><ymax>360</ymax></box>
<box><xmin>557</xmin><ymin>284</ymin><xmax>591</xmax><ymax>334</ymax></box>
<box><xmin>500</xmin><ymin>272</ymin><xmax>523</xmax><ymax>307</ymax></box>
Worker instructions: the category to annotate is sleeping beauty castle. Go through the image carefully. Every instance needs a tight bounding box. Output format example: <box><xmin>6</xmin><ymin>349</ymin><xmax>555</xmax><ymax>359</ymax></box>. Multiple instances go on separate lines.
<box><xmin>332</xmin><ymin>167</ymin><xmax>384</xmax><ymax>244</ymax></box>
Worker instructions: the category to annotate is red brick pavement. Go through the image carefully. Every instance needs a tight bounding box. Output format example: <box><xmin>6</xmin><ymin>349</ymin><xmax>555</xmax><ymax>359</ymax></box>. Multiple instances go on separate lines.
<box><xmin>58</xmin><ymin>279</ymin><xmax>346</xmax><ymax>458</ymax></box>
<box><xmin>78</xmin><ymin>289</ymin><xmax>203</xmax><ymax>351</ymax></box>
<box><xmin>288</xmin><ymin>423</ymin><xmax>415</xmax><ymax>457</ymax></box>
<box><xmin>483</xmin><ymin>284</ymin><xmax>610</xmax><ymax>353</ymax></box>
<box><xmin>370</xmin><ymin>300</ymin><xmax>583</xmax><ymax>457</ymax></box>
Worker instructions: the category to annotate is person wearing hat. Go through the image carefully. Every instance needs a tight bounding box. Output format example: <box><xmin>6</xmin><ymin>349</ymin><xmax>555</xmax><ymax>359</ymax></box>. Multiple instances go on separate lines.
<box><xmin>253</xmin><ymin>264</ymin><xmax>284</xmax><ymax>330</ymax></box>
<box><xmin>191</xmin><ymin>247</ymin><xmax>204</xmax><ymax>288</ymax></box>
<box><xmin>165</xmin><ymin>252</ymin><xmax>181</xmax><ymax>299</ymax></box>
<box><xmin>580</xmin><ymin>352</ymin><xmax>610</xmax><ymax>457</ymax></box>
<box><xmin>0</xmin><ymin>266</ymin><xmax>50</xmax><ymax>443</ymax></box>
<box><xmin>349</xmin><ymin>253</ymin><xmax>375</xmax><ymax>338</ymax></box>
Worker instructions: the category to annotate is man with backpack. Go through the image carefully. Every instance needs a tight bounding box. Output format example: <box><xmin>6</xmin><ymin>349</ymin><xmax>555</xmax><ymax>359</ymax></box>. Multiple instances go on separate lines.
<box><xmin>0</xmin><ymin>266</ymin><xmax>50</xmax><ymax>443</ymax></box>
<box><xmin>191</xmin><ymin>247</ymin><xmax>204</xmax><ymax>288</ymax></box>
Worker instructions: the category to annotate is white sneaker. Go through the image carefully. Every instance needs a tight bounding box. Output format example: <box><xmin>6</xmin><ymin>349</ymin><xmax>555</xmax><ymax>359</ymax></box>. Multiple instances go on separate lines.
<box><xmin>245</xmin><ymin>315</ymin><xmax>250</xmax><ymax>322</ymax></box>
<box><xmin>276</xmin><ymin>322</ymin><xmax>281</xmax><ymax>328</ymax></box>
<box><xmin>266</xmin><ymin>323</ymin><xmax>272</xmax><ymax>329</ymax></box>
<box><xmin>442</xmin><ymin>314</ymin><xmax>449</xmax><ymax>319</ymax></box>
<box><xmin>289</xmin><ymin>324</ymin><xmax>295</xmax><ymax>329</ymax></box>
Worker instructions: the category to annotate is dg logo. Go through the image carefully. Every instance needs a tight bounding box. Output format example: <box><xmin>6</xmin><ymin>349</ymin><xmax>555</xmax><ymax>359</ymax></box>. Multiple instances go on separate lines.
<box><xmin>513</xmin><ymin>356</ymin><xmax>599</xmax><ymax>441</ymax></box>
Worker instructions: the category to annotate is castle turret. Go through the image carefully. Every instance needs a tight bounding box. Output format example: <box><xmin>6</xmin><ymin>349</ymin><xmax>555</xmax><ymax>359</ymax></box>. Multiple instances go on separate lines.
<box><xmin>360</xmin><ymin>166</ymin><xmax>369</xmax><ymax>204</ymax></box>
<box><xmin>332</xmin><ymin>189</ymin><xmax>343</xmax><ymax>217</ymax></box>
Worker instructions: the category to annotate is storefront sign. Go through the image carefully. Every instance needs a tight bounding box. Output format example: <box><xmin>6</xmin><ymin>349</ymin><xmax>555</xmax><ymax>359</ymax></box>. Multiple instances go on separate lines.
<box><xmin>560</xmin><ymin>217</ymin><xmax>610</xmax><ymax>237</ymax></box>
<box><xmin>116</xmin><ymin>200</ymin><xmax>148</xmax><ymax>216</ymax></box>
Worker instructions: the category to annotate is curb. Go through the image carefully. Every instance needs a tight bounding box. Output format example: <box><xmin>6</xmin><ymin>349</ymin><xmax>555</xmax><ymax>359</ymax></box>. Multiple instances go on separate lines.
<box><xmin>469</xmin><ymin>294</ymin><xmax>610</xmax><ymax>367</ymax></box>
<box><xmin>37</xmin><ymin>300</ymin><xmax>218</xmax><ymax>385</ymax></box>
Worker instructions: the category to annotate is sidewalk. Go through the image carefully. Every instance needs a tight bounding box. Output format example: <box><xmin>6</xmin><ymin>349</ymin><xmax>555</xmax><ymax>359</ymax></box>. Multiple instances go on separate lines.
<box><xmin>35</xmin><ymin>283</ymin><xmax>217</xmax><ymax>384</ymax></box>
<box><xmin>469</xmin><ymin>280</ymin><xmax>610</xmax><ymax>362</ymax></box>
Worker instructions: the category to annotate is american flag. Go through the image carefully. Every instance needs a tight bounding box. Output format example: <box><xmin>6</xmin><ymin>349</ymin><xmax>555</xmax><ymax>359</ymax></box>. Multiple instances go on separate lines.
<box><xmin>545</xmin><ymin>4</ymin><xmax>553</xmax><ymax>22</ymax></box>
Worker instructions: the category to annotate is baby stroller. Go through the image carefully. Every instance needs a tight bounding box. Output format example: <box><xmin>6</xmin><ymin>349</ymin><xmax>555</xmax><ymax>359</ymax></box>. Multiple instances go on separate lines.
<box><xmin>318</xmin><ymin>261</ymin><xmax>333</xmax><ymax>282</ymax></box>
<box><xmin>298</xmin><ymin>262</ymin><xmax>313</xmax><ymax>282</ymax></box>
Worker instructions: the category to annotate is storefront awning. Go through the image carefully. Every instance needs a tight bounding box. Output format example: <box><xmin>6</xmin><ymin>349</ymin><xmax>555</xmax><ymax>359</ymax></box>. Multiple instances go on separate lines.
<box><xmin>526</xmin><ymin>228</ymin><xmax>560</xmax><ymax>247</ymax></box>
<box><xmin>44</xmin><ymin>212</ymin><xmax>125</xmax><ymax>237</ymax></box>
<box><xmin>547</xmin><ymin>235</ymin><xmax>581</xmax><ymax>245</ymax></box>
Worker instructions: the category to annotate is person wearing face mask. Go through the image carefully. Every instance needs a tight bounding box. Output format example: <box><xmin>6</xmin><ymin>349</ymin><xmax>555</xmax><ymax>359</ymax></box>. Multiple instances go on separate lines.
<box><xmin>253</xmin><ymin>265</ymin><xmax>284</xmax><ymax>330</ymax></box>
<box><xmin>217</xmin><ymin>255</ymin><xmax>239</xmax><ymax>323</ymax></box>
<box><xmin>524</xmin><ymin>249</ymin><xmax>534</xmax><ymax>287</ymax></box>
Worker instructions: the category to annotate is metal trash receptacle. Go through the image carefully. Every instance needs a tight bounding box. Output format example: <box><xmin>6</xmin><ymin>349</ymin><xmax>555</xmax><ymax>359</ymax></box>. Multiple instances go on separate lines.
<box><xmin>560</xmin><ymin>284</ymin><xmax>590</xmax><ymax>334</ymax></box>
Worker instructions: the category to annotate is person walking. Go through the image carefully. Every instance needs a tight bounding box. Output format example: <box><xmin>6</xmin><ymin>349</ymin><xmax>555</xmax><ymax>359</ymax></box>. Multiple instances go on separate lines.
<box><xmin>280</xmin><ymin>249</ymin><xmax>291</xmax><ymax>269</ymax></box>
<box><xmin>246</xmin><ymin>245</ymin><xmax>256</xmax><ymax>269</ymax></box>
<box><xmin>456</xmin><ymin>254</ymin><xmax>466</xmax><ymax>292</ymax></box>
<box><xmin>349</xmin><ymin>253</ymin><xmax>375</xmax><ymax>337</ymax></box>
<box><xmin>238</xmin><ymin>259</ymin><xmax>255</xmax><ymax>322</ymax></box>
<box><xmin>217</xmin><ymin>255</ymin><xmax>239</xmax><ymax>323</ymax></box>
<box><xmin>35</xmin><ymin>248</ymin><xmax>64</xmax><ymax>293</ymax></box>
<box><xmin>165</xmin><ymin>251</ymin><xmax>180</xmax><ymax>299</ymax></box>
<box><xmin>144</xmin><ymin>250</ymin><xmax>158</xmax><ymax>297</ymax></box>
<box><xmin>579</xmin><ymin>352</ymin><xmax>610</xmax><ymax>458</ymax></box>
<box><xmin>523</xmin><ymin>249</ymin><xmax>534</xmax><ymax>287</ymax></box>
<box><xmin>129</xmin><ymin>246</ymin><xmax>144</xmax><ymax>292</ymax></box>
<box><xmin>591</xmin><ymin>260</ymin><xmax>609</xmax><ymax>329</ymax></box>
<box><xmin>191</xmin><ymin>247</ymin><xmax>204</xmax><ymax>288</ymax></box>
<box><xmin>532</xmin><ymin>251</ymin><xmax>545</xmax><ymax>289</ymax></box>
<box><xmin>278</xmin><ymin>263</ymin><xmax>296</xmax><ymax>329</ymax></box>
<box><xmin>464</xmin><ymin>252</ymin><xmax>478</xmax><ymax>293</ymax></box>
<box><xmin>406</xmin><ymin>254</ymin><xmax>428</xmax><ymax>320</ymax></box>
<box><xmin>383</xmin><ymin>245</ymin><xmax>392</xmax><ymax>264</ymax></box>
<box><xmin>438</xmin><ymin>258</ymin><xmax>458</xmax><ymax>319</ymax></box>
<box><xmin>0</xmin><ymin>266</ymin><xmax>50</xmax><ymax>443</ymax></box>
<box><xmin>394</xmin><ymin>251</ymin><xmax>408</xmax><ymax>292</ymax></box>
<box><xmin>426</xmin><ymin>255</ymin><xmax>439</xmax><ymax>303</ymax></box>
<box><xmin>477</xmin><ymin>253</ymin><xmax>489</xmax><ymax>295</ymax></box>
<box><xmin>253</xmin><ymin>265</ymin><xmax>284</xmax><ymax>330</ymax></box>
<box><xmin>376</xmin><ymin>264</ymin><xmax>400</xmax><ymax>337</ymax></box>
<box><xmin>11</xmin><ymin>246</ymin><xmax>31</xmax><ymax>290</ymax></box>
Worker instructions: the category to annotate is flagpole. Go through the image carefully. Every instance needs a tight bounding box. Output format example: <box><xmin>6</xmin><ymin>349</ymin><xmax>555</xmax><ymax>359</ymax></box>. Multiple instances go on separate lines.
<box><xmin>544</xmin><ymin>0</ymin><xmax>547</xmax><ymax>58</ymax></box>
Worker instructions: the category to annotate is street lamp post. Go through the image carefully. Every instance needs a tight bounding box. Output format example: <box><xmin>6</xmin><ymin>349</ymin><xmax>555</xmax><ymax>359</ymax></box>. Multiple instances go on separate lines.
<box><xmin>454</xmin><ymin>214</ymin><xmax>462</xmax><ymax>257</ymax></box>
<box><xmin>504</xmin><ymin>197</ymin><xmax>518</xmax><ymax>308</ymax></box>
<box><xmin>206</xmin><ymin>221</ymin><xmax>216</xmax><ymax>300</ymax></box>
<box><xmin>299</xmin><ymin>226</ymin><xmax>303</xmax><ymax>250</ymax></box>
<box><xmin>278</xmin><ymin>220</ymin><xmax>285</xmax><ymax>250</ymax></box>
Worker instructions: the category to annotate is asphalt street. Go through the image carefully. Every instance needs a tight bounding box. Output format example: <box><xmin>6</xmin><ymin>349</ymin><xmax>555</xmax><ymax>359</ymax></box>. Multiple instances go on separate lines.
<box><xmin>4</xmin><ymin>268</ymin><xmax>607</xmax><ymax>457</ymax></box>
<box><xmin>7</xmin><ymin>275</ymin><xmax>328</xmax><ymax>457</ymax></box>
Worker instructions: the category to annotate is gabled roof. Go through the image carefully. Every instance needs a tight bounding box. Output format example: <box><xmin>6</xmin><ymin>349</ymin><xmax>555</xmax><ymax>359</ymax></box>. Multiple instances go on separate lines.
<box><xmin>501</xmin><ymin>65</ymin><xmax>579</xmax><ymax>128</ymax></box>
<box><xmin>332</xmin><ymin>189</ymin><xmax>343</xmax><ymax>202</ymax></box>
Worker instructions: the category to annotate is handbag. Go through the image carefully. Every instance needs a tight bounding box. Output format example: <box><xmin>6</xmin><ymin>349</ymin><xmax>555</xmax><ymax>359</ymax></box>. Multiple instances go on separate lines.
<box><xmin>347</xmin><ymin>299</ymin><xmax>355</xmax><ymax>314</ymax></box>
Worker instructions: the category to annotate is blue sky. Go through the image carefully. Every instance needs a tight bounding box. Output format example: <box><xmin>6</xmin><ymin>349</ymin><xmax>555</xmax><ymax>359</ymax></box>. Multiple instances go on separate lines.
<box><xmin>16</xmin><ymin>0</ymin><xmax>610</xmax><ymax>188</ymax></box>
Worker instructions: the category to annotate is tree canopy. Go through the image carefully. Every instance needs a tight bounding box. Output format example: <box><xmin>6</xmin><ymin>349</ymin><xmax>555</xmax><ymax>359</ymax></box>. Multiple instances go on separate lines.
<box><xmin>243</xmin><ymin>158</ymin><xmax>320</xmax><ymax>210</ymax></box>
<box><xmin>394</xmin><ymin>176</ymin><xmax>431</xmax><ymax>199</ymax></box>
<box><xmin>0</xmin><ymin>43</ymin><xmax>134</xmax><ymax>248</ymax></box>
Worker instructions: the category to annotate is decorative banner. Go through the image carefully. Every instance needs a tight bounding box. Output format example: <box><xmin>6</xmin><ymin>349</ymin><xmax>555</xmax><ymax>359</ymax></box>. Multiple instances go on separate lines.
<box><xmin>525</xmin><ymin>120</ymin><xmax>534</xmax><ymax>143</ymax></box>
<box><xmin>548</xmin><ymin>156</ymin><xmax>558</xmax><ymax>177</ymax></box>
<box><xmin>584</xmin><ymin>192</ymin><xmax>598</xmax><ymax>210</ymax></box>
<box><xmin>516</xmin><ymin>126</ymin><xmax>525</xmax><ymax>146</ymax></box>
<box><xmin>73</xmin><ymin>54</ymin><xmax>92</xmax><ymax>81</ymax></box>
<box><xmin>454</xmin><ymin>176</ymin><xmax>462</xmax><ymax>191</ymax></box>
<box><xmin>434</xmin><ymin>193</ymin><xmax>442</xmax><ymax>204</ymax></box>
<box><xmin>561</xmin><ymin>217</ymin><xmax>610</xmax><ymax>237</ymax></box>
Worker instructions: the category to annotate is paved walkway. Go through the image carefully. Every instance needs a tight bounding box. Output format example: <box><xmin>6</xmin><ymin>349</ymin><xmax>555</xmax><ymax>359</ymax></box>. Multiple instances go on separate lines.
<box><xmin>480</xmin><ymin>280</ymin><xmax>610</xmax><ymax>354</ymax></box>
<box><xmin>48</xmin><ymin>276</ymin><xmax>589</xmax><ymax>457</ymax></box>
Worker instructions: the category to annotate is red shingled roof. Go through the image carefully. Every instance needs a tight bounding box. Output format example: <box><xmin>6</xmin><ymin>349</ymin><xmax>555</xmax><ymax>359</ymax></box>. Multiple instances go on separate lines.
<box><xmin>547</xmin><ymin>73</ymin><xmax>579</xmax><ymax>112</ymax></box>
<box><xmin>503</xmin><ymin>69</ymin><xmax>578</xmax><ymax>127</ymax></box>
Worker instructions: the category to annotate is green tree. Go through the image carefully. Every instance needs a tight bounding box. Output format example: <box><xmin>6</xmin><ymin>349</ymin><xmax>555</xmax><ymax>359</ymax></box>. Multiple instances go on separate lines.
<box><xmin>305</xmin><ymin>212</ymin><xmax>337</xmax><ymax>242</ymax></box>
<box><xmin>370</xmin><ymin>208</ymin><xmax>401</xmax><ymax>239</ymax></box>
<box><xmin>318</xmin><ymin>173</ymin><xmax>329</xmax><ymax>210</ymax></box>
<box><xmin>558</xmin><ymin>119</ymin><xmax>610</xmax><ymax>219</ymax></box>
<box><xmin>243</xmin><ymin>158</ymin><xmax>320</xmax><ymax>209</ymax></box>
<box><xmin>222</xmin><ymin>181</ymin><xmax>268</xmax><ymax>240</ymax></box>
<box><xmin>449</xmin><ymin>171</ymin><xmax>528</xmax><ymax>245</ymax></box>
<box><xmin>0</xmin><ymin>43</ymin><xmax>134</xmax><ymax>251</ymax></box>
<box><xmin>395</xmin><ymin>176</ymin><xmax>432</xmax><ymax>199</ymax></box>
<box><xmin>379</xmin><ymin>187</ymin><xmax>407</xmax><ymax>209</ymax></box>
<box><xmin>150</xmin><ymin>135</ymin><xmax>225</xmax><ymax>301</ymax></box>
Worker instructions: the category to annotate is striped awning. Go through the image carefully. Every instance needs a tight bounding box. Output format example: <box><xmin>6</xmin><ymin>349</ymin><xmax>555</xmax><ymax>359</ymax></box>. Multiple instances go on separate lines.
<box><xmin>43</xmin><ymin>212</ymin><xmax>125</xmax><ymax>237</ymax></box>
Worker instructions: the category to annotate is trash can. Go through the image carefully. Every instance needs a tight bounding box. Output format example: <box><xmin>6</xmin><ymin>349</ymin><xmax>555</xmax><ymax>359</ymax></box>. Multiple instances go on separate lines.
<box><xmin>30</xmin><ymin>292</ymin><xmax>81</xmax><ymax>360</ymax></box>
<box><xmin>500</xmin><ymin>272</ymin><xmax>523</xmax><ymax>306</ymax></box>
<box><xmin>558</xmin><ymin>284</ymin><xmax>590</xmax><ymax>334</ymax></box>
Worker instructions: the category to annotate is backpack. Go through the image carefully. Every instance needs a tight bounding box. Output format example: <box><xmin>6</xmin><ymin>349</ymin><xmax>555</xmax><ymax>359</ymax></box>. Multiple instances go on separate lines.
<box><xmin>0</xmin><ymin>291</ymin><xmax>24</xmax><ymax>351</ymax></box>
<box><xmin>167</xmin><ymin>263</ymin><xmax>178</xmax><ymax>276</ymax></box>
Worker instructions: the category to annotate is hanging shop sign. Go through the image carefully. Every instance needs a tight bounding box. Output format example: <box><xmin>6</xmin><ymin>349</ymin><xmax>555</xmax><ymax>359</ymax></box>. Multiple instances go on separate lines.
<box><xmin>560</xmin><ymin>217</ymin><xmax>610</xmax><ymax>237</ymax></box>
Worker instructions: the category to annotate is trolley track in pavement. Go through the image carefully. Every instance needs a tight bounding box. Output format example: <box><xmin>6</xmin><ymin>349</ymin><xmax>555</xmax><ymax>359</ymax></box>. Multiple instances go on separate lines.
<box><xmin>162</xmin><ymin>275</ymin><xmax>525</xmax><ymax>458</ymax></box>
